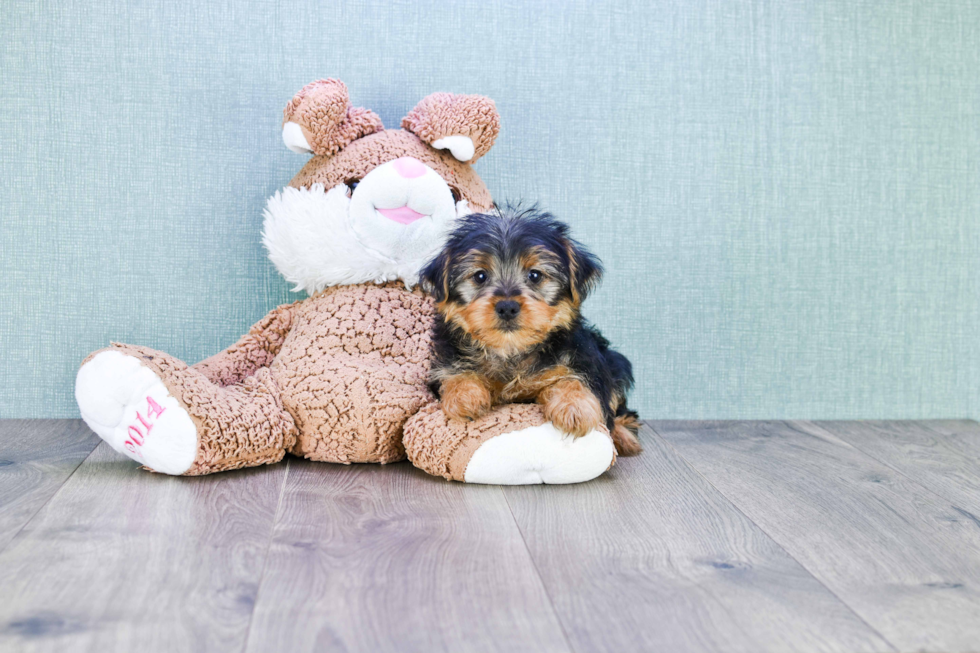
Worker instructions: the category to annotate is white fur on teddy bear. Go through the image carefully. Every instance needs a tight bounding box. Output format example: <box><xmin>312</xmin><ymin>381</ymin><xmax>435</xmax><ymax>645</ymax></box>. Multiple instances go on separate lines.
<box><xmin>263</xmin><ymin>157</ymin><xmax>470</xmax><ymax>294</ymax></box>
<box><xmin>464</xmin><ymin>423</ymin><xmax>615</xmax><ymax>484</ymax></box>
<box><xmin>76</xmin><ymin>350</ymin><xmax>197</xmax><ymax>475</ymax></box>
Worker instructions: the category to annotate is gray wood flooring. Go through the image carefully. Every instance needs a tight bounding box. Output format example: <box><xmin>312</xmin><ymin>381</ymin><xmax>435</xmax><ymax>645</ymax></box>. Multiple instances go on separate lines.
<box><xmin>1</xmin><ymin>420</ymin><xmax>979</xmax><ymax>653</ymax></box>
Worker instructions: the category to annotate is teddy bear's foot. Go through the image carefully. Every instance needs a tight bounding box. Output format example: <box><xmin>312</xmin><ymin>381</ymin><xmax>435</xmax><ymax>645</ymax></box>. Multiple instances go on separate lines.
<box><xmin>403</xmin><ymin>403</ymin><xmax>616</xmax><ymax>485</ymax></box>
<box><xmin>76</xmin><ymin>350</ymin><xmax>198</xmax><ymax>475</ymax></box>
<box><xmin>464</xmin><ymin>422</ymin><xmax>614</xmax><ymax>484</ymax></box>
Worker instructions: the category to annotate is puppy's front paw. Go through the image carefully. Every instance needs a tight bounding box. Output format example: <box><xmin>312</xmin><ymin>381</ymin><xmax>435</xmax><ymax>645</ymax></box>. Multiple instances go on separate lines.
<box><xmin>541</xmin><ymin>380</ymin><xmax>604</xmax><ymax>438</ymax></box>
<box><xmin>440</xmin><ymin>375</ymin><xmax>492</xmax><ymax>422</ymax></box>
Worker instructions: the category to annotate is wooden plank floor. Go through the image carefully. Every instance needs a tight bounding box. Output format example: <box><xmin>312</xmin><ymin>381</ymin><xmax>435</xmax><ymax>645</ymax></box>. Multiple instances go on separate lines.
<box><xmin>1</xmin><ymin>420</ymin><xmax>979</xmax><ymax>652</ymax></box>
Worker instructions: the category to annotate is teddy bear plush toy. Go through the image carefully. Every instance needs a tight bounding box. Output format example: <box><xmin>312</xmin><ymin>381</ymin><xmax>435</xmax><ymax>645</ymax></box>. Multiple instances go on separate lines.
<box><xmin>74</xmin><ymin>79</ymin><xmax>618</xmax><ymax>484</ymax></box>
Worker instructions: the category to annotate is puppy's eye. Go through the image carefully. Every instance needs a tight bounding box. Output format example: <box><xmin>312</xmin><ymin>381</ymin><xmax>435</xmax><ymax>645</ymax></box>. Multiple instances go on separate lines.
<box><xmin>346</xmin><ymin>179</ymin><xmax>360</xmax><ymax>197</ymax></box>
<box><xmin>527</xmin><ymin>269</ymin><xmax>543</xmax><ymax>284</ymax></box>
<box><xmin>473</xmin><ymin>270</ymin><xmax>488</xmax><ymax>285</ymax></box>
<box><xmin>450</xmin><ymin>187</ymin><xmax>462</xmax><ymax>203</ymax></box>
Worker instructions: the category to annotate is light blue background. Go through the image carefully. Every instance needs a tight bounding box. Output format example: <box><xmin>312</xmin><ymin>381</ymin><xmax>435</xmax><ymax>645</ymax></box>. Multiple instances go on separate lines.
<box><xmin>1</xmin><ymin>0</ymin><xmax>977</xmax><ymax>419</ymax></box>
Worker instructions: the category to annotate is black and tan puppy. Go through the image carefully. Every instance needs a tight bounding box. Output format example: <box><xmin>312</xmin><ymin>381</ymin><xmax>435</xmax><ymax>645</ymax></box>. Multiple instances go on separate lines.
<box><xmin>420</xmin><ymin>206</ymin><xmax>641</xmax><ymax>456</ymax></box>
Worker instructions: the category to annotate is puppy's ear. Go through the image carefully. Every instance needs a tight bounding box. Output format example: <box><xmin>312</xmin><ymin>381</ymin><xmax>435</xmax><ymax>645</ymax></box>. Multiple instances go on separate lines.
<box><xmin>565</xmin><ymin>239</ymin><xmax>604</xmax><ymax>305</ymax></box>
<box><xmin>420</xmin><ymin>250</ymin><xmax>452</xmax><ymax>303</ymax></box>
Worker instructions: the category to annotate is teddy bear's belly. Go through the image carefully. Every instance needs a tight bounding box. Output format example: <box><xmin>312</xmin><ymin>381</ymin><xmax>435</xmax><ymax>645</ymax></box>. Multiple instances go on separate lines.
<box><xmin>270</xmin><ymin>283</ymin><xmax>436</xmax><ymax>464</ymax></box>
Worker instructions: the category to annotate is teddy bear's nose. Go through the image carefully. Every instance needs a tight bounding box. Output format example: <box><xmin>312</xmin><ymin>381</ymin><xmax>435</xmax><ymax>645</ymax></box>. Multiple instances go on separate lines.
<box><xmin>392</xmin><ymin>157</ymin><xmax>427</xmax><ymax>179</ymax></box>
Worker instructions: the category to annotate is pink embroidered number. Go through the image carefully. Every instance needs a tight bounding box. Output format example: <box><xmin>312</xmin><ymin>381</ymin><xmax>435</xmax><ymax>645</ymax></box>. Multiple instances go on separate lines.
<box><xmin>123</xmin><ymin>396</ymin><xmax>167</xmax><ymax>458</ymax></box>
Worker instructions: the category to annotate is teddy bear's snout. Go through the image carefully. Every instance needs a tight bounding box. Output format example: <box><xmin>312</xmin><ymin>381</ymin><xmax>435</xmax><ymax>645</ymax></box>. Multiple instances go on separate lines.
<box><xmin>349</xmin><ymin>155</ymin><xmax>459</xmax><ymax>228</ymax></box>
<box><xmin>369</xmin><ymin>157</ymin><xmax>439</xmax><ymax>224</ymax></box>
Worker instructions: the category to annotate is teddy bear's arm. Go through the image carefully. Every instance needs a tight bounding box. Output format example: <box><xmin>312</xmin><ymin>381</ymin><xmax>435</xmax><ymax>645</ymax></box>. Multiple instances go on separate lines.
<box><xmin>192</xmin><ymin>301</ymin><xmax>300</xmax><ymax>387</ymax></box>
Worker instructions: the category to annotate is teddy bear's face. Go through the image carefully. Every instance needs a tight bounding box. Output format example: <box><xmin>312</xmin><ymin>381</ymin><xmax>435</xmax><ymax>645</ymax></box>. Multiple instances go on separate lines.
<box><xmin>263</xmin><ymin>80</ymin><xmax>500</xmax><ymax>294</ymax></box>
<box><xmin>288</xmin><ymin>130</ymin><xmax>492</xmax><ymax>274</ymax></box>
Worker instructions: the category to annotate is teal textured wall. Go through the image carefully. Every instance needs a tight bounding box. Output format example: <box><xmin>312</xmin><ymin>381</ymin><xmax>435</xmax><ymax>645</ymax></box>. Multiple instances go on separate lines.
<box><xmin>1</xmin><ymin>0</ymin><xmax>977</xmax><ymax>419</ymax></box>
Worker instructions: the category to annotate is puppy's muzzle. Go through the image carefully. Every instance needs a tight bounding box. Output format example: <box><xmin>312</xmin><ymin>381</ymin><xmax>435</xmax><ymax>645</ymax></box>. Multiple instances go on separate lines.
<box><xmin>495</xmin><ymin>300</ymin><xmax>521</xmax><ymax>321</ymax></box>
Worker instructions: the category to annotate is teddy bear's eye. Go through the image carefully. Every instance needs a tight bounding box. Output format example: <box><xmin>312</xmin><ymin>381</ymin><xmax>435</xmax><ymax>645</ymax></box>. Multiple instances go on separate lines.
<box><xmin>346</xmin><ymin>179</ymin><xmax>360</xmax><ymax>198</ymax></box>
<box><xmin>450</xmin><ymin>187</ymin><xmax>462</xmax><ymax>203</ymax></box>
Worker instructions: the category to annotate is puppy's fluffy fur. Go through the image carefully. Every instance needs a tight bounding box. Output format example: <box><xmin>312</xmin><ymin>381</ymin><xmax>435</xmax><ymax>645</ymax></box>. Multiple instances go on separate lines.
<box><xmin>420</xmin><ymin>206</ymin><xmax>641</xmax><ymax>456</ymax></box>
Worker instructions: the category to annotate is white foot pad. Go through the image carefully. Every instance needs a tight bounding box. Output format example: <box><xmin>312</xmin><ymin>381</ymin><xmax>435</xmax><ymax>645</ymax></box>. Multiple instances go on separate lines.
<box><xmin>464</xmin><ymin>423</ymin><xmax>615</xmax><ymax>485</ymax></box>
<box><xmin>76</xmin><ymin>351</ymin><xmax>198</xmax><ymax>475</ymax></box>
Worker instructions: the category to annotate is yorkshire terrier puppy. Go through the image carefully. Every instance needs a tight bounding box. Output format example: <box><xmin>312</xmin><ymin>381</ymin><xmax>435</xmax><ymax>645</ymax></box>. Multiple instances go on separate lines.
<box><xmin>420</xmin><ymin>206</ymin><xmax>641</xmax><ymax>456</ymax></box>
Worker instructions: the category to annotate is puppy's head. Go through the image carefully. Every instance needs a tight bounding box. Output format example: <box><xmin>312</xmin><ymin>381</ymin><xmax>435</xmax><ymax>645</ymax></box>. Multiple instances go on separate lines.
<box><xmin>421</xmin><ymin>206</ymin><xmax>603</xmax><ymax>353</ymax></box>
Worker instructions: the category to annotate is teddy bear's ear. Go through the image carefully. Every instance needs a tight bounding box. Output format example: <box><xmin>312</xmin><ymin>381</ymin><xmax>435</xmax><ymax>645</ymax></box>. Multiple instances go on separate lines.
<box><xmin>401</xmin><ymin>93</ymin><xmax>500</xmax><ymax>163</ymax></box>
<box><xmin>282</xmin><ymin>79</ymin><xmax>384</xmax><ymax>156</ymax></box>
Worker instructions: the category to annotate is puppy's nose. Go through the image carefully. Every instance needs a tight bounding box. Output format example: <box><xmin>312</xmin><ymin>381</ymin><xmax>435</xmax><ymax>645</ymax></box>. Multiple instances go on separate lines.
<box><xmin>495</xmin><ymin>300</ymin><xmax>521</xmax><ymax>321</ymax></box>
<box><xmin>392</xmin><ymin>157</ymin><xmax>427</xmax><ymax>179</ymax></box>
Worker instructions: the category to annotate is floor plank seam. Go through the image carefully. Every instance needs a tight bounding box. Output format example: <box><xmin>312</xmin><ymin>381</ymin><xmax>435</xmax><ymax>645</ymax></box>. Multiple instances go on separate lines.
<box><xmin>0</xmin><ymin>436</ymin><xmax>101</xmax><ymax>558</ymax></box>
<box><xmin>642</xmin><ymin>422</ymin><xmax>902</xmax><ymax>653</ymax></box>
<box><xmin>239</xmin><ymin>457</ymin><xmax>291</xmax><ymax>653</ymax></box>
<box><xmin>805</xmin><ymin>420</ymin><xmax>980</xmax><ymax>515</ymax></box>
<box><xmin>500</xmin><ymin>488</ymin><xmax>578</xmax><ymax>653</ymax></box>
